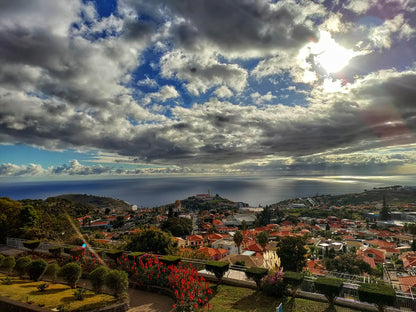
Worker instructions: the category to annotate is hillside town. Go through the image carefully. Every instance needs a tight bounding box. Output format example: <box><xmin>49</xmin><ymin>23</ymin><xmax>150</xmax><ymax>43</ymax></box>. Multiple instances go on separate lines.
<box><xmin>72</xmin><ymin>187</ymin><xmax>416</xmax><ymax>296</ymax></box>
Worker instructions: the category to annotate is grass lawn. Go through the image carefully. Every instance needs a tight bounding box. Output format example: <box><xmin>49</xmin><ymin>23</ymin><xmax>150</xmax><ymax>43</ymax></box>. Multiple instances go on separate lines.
<box><xmin>203</xmin><ymin>285</ymin><xmax>367</xmax><ymax>312</ymax></box>
<box><xmin>0</xmin><ymin>274</ymin><xmax>117</xmax><ymax>311</ymax></box>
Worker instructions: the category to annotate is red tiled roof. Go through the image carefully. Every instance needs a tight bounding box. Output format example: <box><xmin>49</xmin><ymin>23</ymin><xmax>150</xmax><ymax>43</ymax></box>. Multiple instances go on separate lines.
<box><xmin>187</xmin><ymin>234</ymin><xmax>204</xmax><ymax>241</ymax></box>
<box><xmin>398</xmin><ymin>276</ymin><xmax>416</xmax><ymax>292</ymax></box>
<box><xmin>306</xmin><ymin>259</ymin><xmax>327</xmax><ymax>276</ymax></box>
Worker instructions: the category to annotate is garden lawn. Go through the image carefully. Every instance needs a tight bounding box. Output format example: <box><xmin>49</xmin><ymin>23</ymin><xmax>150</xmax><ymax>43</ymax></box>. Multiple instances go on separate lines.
<box><xmin>204</xmin><ymin>285</ymin><xmax>367</xmax><ymax>312</ymax></box>
<box><xmin>0</xmin><ymin>274</ymin><xmax>117</xmax><ymax>311</ymax></box>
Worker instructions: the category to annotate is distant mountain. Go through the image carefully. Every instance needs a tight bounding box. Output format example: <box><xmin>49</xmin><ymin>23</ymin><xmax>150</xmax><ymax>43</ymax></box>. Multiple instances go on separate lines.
<box><xmin>51</xmin><ymin>194</ymin><xmax>131</xmax><ymax>210</ymax></box>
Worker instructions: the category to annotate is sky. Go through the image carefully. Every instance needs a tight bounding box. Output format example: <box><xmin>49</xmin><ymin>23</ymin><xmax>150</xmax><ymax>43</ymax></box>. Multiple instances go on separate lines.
<box><xmin>1</xmin><ymin>0</ymin><xmax>416</xmax><ymax>180</ymax></box>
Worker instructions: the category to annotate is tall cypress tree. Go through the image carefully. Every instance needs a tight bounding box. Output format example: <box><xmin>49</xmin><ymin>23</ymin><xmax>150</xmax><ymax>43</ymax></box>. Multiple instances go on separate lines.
<box><xmin>380</xmin><ymin>194</ymin><xmax>390</xmax><ymax>221</ymax></box>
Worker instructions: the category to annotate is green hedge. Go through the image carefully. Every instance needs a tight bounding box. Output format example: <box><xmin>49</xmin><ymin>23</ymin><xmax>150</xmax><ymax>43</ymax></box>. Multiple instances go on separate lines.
<box><xmin>23</xmin><ymin>240</ymin><xmax>40</xmax><ymax>252</ymax></box>
<box><xmin>314</xmin><ymin>277</ymin><xmax>343</xmax><ymax>305</ymax></box>
<box><xmin>159</xmin><ymin>255</ymin><xmax>181</xmax><ymax>266</ymax></box>
<box><xmin>106</xmin><ymin>250</ymin><xmax>124</xmax><ymax>261</ymax></box>
<box><xmin>245</xmin><ymin>267</ymin><xmax>268</xmax><ymax>289</ymax></box>
<box><xmin>49</xmin><ymin>246</ymin><xmax>63</xmax><ymax>257</ymax></box>
<box><xmin>205</xmin><ymin>261</ymin><xmax>229</xmax><ymax>282</ymax></box>
<box><xmin>126</xmin><ymin>252</ymin><xmax>145</xmax><ymax>260</ymax></box>
<box><xmin>358</xmin><ymin>283</ymin><xmax>396</xmax><ymax>310</ymax></box>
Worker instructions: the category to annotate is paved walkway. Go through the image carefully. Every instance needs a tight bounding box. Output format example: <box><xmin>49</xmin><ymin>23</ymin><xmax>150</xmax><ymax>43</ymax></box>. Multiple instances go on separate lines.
<box><xmin>127</xmin><ymin>288</ymin><xmax>173</xmax><ymax>312</ymax></box>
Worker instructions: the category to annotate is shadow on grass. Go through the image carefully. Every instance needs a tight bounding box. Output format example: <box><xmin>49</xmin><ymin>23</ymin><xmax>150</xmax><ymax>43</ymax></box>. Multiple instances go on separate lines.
<box><xmin>28</xmin><ymin>288</ymin><xmax>67</xmax><ymax>296</ymax></box>
<box><xmin>60</xmin><ymin>293</ymin><xmax>96</xmax><ymax>304</ymax></box>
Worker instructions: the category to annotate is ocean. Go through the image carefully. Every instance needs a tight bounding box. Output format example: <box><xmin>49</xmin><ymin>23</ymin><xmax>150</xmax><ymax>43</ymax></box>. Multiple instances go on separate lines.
<box><xmin>1</xmin><ymin>175</ymin><xmax>415</xmax><ymax>207</ymax></box>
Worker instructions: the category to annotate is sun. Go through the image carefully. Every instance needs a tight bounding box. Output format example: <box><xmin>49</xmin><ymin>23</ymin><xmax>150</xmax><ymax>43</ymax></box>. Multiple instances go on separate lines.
<box><xmin>298</xmin><ymin>30</ymin><xmax>361</xmax><ymax>77</ymax></box>
<box><xmin>314</xmin><ymin>31</ymin><xmax>358</xmax><ymax>74</ymax></box>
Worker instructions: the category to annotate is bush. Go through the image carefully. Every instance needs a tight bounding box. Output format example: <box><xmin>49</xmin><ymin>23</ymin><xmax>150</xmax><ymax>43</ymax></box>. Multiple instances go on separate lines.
<box><xmin>73</xmin><ymin>287</ymin><xmax>87</xmax><ymax>301</ymax></box>
<box><xmin>45</xmin><ymin>263</ymin><xmax>60</xmax><ymax>283</ymax></box>
<box><xmin>60</xmin><ymin>262</ymin><xmax>82</xmax><ymax>288</ymax></box>
<box><xmin>358</xmin><ymin>283</ymin><xmax>396</xmax><ymax>312</ymax></box>
<box><xmin>27</xmin><ymin>259</ymin><xmax>48</xmax><ymax>281</ymax></box>
<box><xmin>49</xmin><ymin>246</ymin><xmax>63</xmax><ymax>257</ymax></box>
<box><xmin>105</xmin><ymin>269</ymin><xmax>128</xmax><ymax>298</ymax></box>
<box><xmin>159</xmin><ymin>255</ymin><xmax>181</xmax><ymax>266</ymax></box>
<box><xmin>2</xmin><ymin>255</ymin><xmax>16</xmax><ymax>275</ymax></box>
<box><xmin>37</xmin><ymin>283</ymin><xmax>49</xmax><ymax>292</ymax></box>
<box><xmin>262</xmin><ymin>270</ymin><xmax>286</xmax><ymax>297</ymax></box>
<box><xmin>245</xmin><ymin>267</ymin><xmax>268</xmax><ymax>289</ymax></box>
<box><xmin>89</xmin><ymin>266</ymin><xmax>108</xmax><ymax>294</ymax></box>
<box><xmin>23</xmin><ymin>240</ymin><xmax>40</xmax><ymax>253</ymax></box>
<box><xmin>15</xmin><ymin>256</ymin><xmax>32</xmax><ymax>278</ymax></box>
<box><xmin>283</xmin><ymin>271</ymin><xmax>304</xmax><ymax>297</ymax></box>
<box><xmin>314</xmin><ymin>277</ymin><xmax>343</xmax><ymax>306</ymax></box>
<box><xmin>205</xmin><ymin>261</ymin><xmax>229</xmax><ymax>283</ymax></box>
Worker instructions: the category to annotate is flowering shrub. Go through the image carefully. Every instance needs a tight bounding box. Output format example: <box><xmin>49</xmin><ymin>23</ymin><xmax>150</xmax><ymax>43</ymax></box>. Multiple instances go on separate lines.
<box><xmin>120</xmin><ymin>253</ymin><xmax>212</xmax><ymax>312</ymax></box>
<box><xmin>262</xmin><ymin>269</ymin><xmax>286</xmax><ymax>297</ymax></box>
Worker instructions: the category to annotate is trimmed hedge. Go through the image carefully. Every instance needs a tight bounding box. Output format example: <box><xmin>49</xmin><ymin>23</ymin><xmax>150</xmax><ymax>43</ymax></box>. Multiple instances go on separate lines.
<box><xmin>314</xmin><ymin>277</ymin><xmax>343</xmax><ymax>305</ymax></box>
<box><xmin>283</xmin><ymin>271</ymin><xmax>304</xmax><ymax>297</ymax></box>
<box><xmin>23</xmin><ymin>240</ymin><xmax>40</xmax><ymax>252</ymax></box>
<box><xmin>358</xmin><ymin>283</ymin><xmax>396</xmax><ymax>311</ymax></box>
<box><xmin>245</xmin><ymin>267</ymin><xmax>268</xmax><ymax>289</ymax></box>
<box><xmin>159</xmin><ymin>255</ymin><xmax>181</xmax><ymax>266</ymax></box>
<box><xmin>63</xmin><ymin>245</ymin><xmax>77</xmax><ymax>254</ymax></box>
<box><xmin>126</xmin><ymin>252</ymin><xmax>145</xmax><ymax>260</ymax></box>
<box><xmin>106</xmin><ymin>250</ymin><xmax>124</xmax><ymax>261</ymax></box>
<box><xmin>205</xmin><ymin>261</ymin><xmax>229</xmax><ymax>282</ymax></box>
<box><xmin>48</xmin><ymin>246</ymin><xmax>63</xmax><ymax>257</ymax></box>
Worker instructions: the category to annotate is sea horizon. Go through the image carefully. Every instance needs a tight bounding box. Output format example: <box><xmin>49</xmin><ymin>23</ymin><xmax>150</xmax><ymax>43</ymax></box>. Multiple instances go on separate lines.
<box><xmin>1</xmin><ymin>174</ymin><xmax>415</xmax><ymax>208</ymax></box>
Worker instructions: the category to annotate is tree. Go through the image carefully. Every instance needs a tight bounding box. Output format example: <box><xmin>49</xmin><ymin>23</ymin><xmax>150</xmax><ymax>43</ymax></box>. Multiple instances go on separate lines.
<box><xmin>23</xmin><ymin>240</ymin><xmax>41</xmax><ymax>254</ymax></box>
<box><xmin>89</xmin><ymin>266</ymin><xmax>108</xmax><ymax>294</ymax></box>
<box><xmin>233</xmin><ymin>230</ymin><xmax>244</xmax><ymax>254</ymax></box>
<box><xmin>245</xmin><ymin>267</ymin><xmax>268</xmax><ymax>290</ymax></box>
<box><xmin>2</xmin><ymin>256</ymin><xmax>15</xmax><ymax>275</ymax></box>
<box><xmin>283</xmin><ymin>271</ymin><xmax>304</xmax><ymax>298</ymax></box>
<box><xmin>27</xmin><ymin>259</ymin><xmax>48</xmax><ymax>281</ymax></box>
<box><xmin>325</xmin><ymin>253</ymin><xmax>373</xmax><ymax>275</ymax></box>
<box><xmin>126</xmin><ymin>228</ymin><xmax>178</xmax><ymax>254</ymax></box>
<box><xmin>380</xmin><ymin>194</ymin><xmax>390</xmax><ymax>221</ymax></box>
<box><xmin>15</xmin><ymin>256</ymin><xmax>31</xmax><ymax>278</ymax></box>
<box><xmin>256</xmin><ymin>231</ymin><xmax>269</xmax><ymax>251</ymax></box>
<box><xmin>205</xmin><ymin>261</ymin><xmax>229</xmax><ymax>284</ymax></box>
<box><xmin>277</xmin><ymin>236</ymin><xmax>307</xmax><ymax>272</ymax></box>
<box><xmin>60</xmin><ymin>262</ymin><xmax>81</xmax><ymax>288</ymax></box>
<box><xmin>110</xmin><ymin>216</ymin><xmax>125</xmax><ymax>229</ymax></box>
<box><xmin>19</xmin><ymin>205</ymin><xmax>39</xmax><ymax>228</ymax></box>
<box><xmin>407</xmin><ymin>223</ymin><xmax>416</xmax><ymax>251</ymax></box>
<box><xmin>314</xmin><ymin>277</ymin><xmax>343</xmax><ymax>307</ymax></box>
<box><xmin>161</xmin><ymin>217</ymin><xmax>192</xmax><ymax>237</ymax></box>
<box><xmin>105</xmin><ymin>270</ymin><xmax>128</xmax><ymax>298</ymax></box>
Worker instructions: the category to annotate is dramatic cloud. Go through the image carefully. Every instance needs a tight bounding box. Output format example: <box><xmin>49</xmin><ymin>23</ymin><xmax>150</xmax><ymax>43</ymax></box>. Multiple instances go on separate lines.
<box><xmin>0</xmin><ymin>0</ymin><xmax>415</xmax><ymax>178</ymax></box>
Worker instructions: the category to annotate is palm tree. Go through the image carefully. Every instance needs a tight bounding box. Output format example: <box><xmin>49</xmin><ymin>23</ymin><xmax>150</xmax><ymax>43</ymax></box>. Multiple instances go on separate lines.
<box><xmin>233</xmin><ymin>230</ymin><xmax>244</xmax><ymax>254</ymax></box>
<box><xmin>256</xmin><ymin>231</ymin><xmax>269</xmax><ymax>251</ymax></box>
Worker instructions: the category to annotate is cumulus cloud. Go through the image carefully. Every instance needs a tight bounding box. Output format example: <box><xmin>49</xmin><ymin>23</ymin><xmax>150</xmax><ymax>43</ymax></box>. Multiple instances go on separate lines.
<box><xmin>0</xmin><ymin>0</ymin><xmax>415</xmax><ymax>178</ymax></box>
<box><xmin>160</xmin><ymin>50</ymin><xmax>248</xmax><ymax>95</ymax></box>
